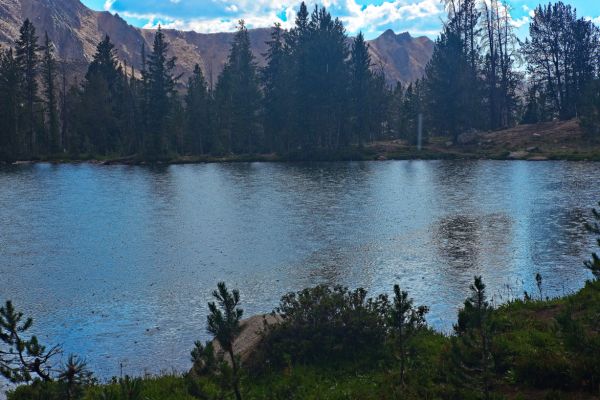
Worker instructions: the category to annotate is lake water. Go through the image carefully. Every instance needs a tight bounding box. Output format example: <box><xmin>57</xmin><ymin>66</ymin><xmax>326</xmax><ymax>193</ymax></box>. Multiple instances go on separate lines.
<box><xmin>0</xmin><ymin>160</ymin><xmax>598</xmax><ymax>381</ymax></box>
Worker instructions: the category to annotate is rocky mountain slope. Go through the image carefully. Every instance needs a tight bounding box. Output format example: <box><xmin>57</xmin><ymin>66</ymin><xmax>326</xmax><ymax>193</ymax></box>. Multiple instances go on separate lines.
<box><xmin>369</xmin><ymin>29</ymin><xmax>434</xmax><ymax>84</ymax></box>
<box><xmin>0</xmin><ymin>0</ymin><xmax>434</xmax><ymax>84</ymax></box>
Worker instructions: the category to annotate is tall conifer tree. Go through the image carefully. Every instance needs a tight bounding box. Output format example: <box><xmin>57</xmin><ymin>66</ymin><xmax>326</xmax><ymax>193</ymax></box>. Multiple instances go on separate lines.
<box><xmin>143</xmin><ymin>26</ymin><xmax>178</xmax><ymax>159</ymax></box>
<box><xmin>41</xmin><ymin>32</ymin><xmax>60</xmax><ymax>153</ymax></box>
<box><xmin>262</xmin><ymin>23</ymin><xmax>290</xmax><ymax>153</ymax></box>
<box><xmin>0</xmin><ymin>48</ymin><xmax>22</xmax><ymax>160</ymax></box>
<box><xmin>15</xmin><ymin>19</ymin><xmax>41</xmax><ymax>155</ymax></box>
<box><xmin>349</xmin><ymin>33</ymin><xmax>372</xmax><ymax>146</ymax></box>
<box><xmin>425</xmin><ymin>29</ymin><xmax>470</xmax><ymax>141</ymax></box>
<box><xmin>522</xmin><ymin>2</ymin><xmax>600</xmax><ymax>120</ymax></box>
<box><xmin>185</xmin><ymin>64</ymin><xmax>210</xmax><ymax>154</ymax></box>
<box><xmin>215</xmin><ymin>20</ymin><xmax>261</xmax><ymax>154</ymax></box>
<box><xmin>78</xmin><ymin>35</ymin><xmax>122</xmax><ymax>155</ymax></box>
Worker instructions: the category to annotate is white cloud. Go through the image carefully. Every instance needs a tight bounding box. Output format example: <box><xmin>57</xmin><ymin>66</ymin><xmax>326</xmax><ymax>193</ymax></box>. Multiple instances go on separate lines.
<box><xmin>583</xmin><ymin>15</ymin><xmax>600</xmax><ymax>25</ymax></box>
<box><xmin>341</xmin><ymin>0</ymin><xmax>444</xmax><ymax>34</ymax></box>
<box><xmin>103</xmin><ymin>0</ymin><xmax>116</xmax><ymax>11</ymax></box>
<box><xmin>511</xmin><ymin>16</ymin><xmax>529</xmax><ymax>28</ymax></box>
<box><xmin>104</xmin><ymin>0</ymin><xmax>445</xmax><ymax>37</ymax></box>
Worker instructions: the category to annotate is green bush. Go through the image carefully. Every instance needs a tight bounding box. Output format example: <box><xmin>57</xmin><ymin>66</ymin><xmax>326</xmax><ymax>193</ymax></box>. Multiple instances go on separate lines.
<box><xmin>252</xmin><ymin>285</ymin><xmax>391</xmax><ymax>370</ymax></box>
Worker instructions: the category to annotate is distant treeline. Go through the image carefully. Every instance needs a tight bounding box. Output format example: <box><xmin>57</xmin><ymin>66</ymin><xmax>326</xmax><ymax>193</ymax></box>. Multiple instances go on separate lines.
<box><xmin>0</xmin><ymin>0</ymin><xmax>599</xmax><ymax>161</ymax></box>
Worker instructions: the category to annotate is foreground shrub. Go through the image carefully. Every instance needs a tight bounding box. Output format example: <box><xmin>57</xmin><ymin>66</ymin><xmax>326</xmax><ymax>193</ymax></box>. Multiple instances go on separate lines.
<box><xmin>252</xmin><ymin>285</ymin><xmax>391</xmax><ymax>370</ymax></box>
<box><xmin>389</xmin><ymin>284</ymin><xmax>429</xmax><ymax>384</ymax></box>
<box><xmin>0</xmin><ymin>301</ymin><xmax>61</xmax><ymax>383</ymax></box>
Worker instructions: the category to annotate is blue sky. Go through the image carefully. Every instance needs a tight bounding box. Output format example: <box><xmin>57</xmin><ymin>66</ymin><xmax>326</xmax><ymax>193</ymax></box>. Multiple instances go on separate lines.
<box><xmin>84</xmin><ymin>0</ymin><xmax>600</xmax><ymax>39</ymax></box>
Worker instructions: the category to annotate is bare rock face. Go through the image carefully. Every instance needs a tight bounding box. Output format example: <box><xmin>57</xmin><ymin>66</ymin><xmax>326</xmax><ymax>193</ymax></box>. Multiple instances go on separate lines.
<box><xmin>369</xmin><ymin>29</ymin><xmax>434</xmax><ymax>84</ymax></box>
<box><xmin>211</xmin><ymin>314</ymin><xmax>282</xmax><ymax>365</ymax></box>
<box><xmin>0</xmin><ymin>0</ymin><xmax>434</xmax><ymax>84</ymax></box>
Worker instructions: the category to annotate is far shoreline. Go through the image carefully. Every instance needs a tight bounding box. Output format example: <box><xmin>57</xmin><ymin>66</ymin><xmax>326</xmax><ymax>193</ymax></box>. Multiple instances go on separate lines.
<box><xmin>3</xmin><ymin>120</ymin><xmax>600</xmax><ymax>165</ymax></box>
<box><xmin>3</xmin><ymin>151</ymin><xmax>600</xmax><ymax>166</ymax></box>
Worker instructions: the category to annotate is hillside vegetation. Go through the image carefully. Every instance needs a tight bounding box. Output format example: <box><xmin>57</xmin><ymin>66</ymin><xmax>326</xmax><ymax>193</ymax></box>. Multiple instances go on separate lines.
<box><xmin>2</xmin><ymin>1</ymin><xmax>600</xmax><ymax>163</ymax></box>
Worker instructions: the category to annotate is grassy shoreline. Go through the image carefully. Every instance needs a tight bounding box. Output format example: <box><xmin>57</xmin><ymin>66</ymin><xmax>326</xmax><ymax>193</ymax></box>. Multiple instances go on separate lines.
<box><xmin>7</xmin><ymin>278</ymin><xmax>600</xmax><ymax>400</ymax></box>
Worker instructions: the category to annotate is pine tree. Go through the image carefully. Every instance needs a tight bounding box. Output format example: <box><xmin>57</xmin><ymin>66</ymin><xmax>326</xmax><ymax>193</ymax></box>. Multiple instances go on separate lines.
<box><xmin>444</xmin><ymin>0</ymin><xmax>483</xmax><ymax>129</ymax></box>
<box><xmin>15</xmin><ymin>19</ymin><xmax>42</xmax><ymax>156</ymax></box>
<box><xmin>207</xmin><ymin>282</ymin><xmax>244</xmax><ymax>400</ymax></box>
<box><xmin>388</xmin><ymin>82</ymin><xmax>404</xmax><ymax>139</ymax></box>
<box><xmin>390</xmin><ymin>285</ymin><xmax>428</xmax><ymax>384</ymax></box>
<box><xmin>86</xmin><ymin>35</ymin><xmax>121</xmax><ymax>92</ymax></box>
<box><xmin>580</xmin><ymin>80</ymin><xmax>600</xmax><ymax>138</ymax></box>
<box><xmin>143</xmin><ymin>26</ymin><xmax>178</xmax><ymax>159</ymax></box>
<box><xmin>0</xmin><ymin>300</ymin><xmax>61</xmax><ymax>383</ymax></box>
<box><xmin>521</xmin><ymin>2</ymin><xmax>600</xmax><ymax>121</ymax></box>
<box><xmin>116</xmin><ymin>64</ymin><xmax>139</xmax><ymax>155</ymax></box>
<box><xmin>349</xmin><ymin>32</ymin><xmax>372</xmax><ymax>146</ymax></box>
<box><xmin>214</xmin><ymin>20</ymin><xmax>261</xmax><ymax>154</ymax></box>
<box><xmin>262</xmin><ymin>23</ymin><xmax>290</xmax><ymax>153</ymax></box>
<box><xmin>0</xmin><ymin>48</ymin><xmax>22</xmax><ymax>161</ymax></box>
<box><xmin>368</xmin><ymin>69</ymin><xmax>390</xmax><ymax>142</ymax></box>
<box><xmin>453</xmin><ymin>276</ymin><xmax>495</xmax><ymax>400</ymax></box>
<box><xmin>571</xmin><ymin>16</ymin><xmax>600</xmax><ymax>117</ymax></box>
<box><xmin>285</xmin><ymin>2</ymin><xmax>311</xmax><ymax>152</ymax></box>
<box><xmin>400</xmin><ymin>80</ymin><xmax>425</xmax><ymax>144</ymax></box>
<box><xmin>303</xmin><ymin>6</ymin><xmax>349</xmax><ymax>150</ymax></box>
<box><xmin>63</xmin><ymin>82</ymin><xmax>82</xmax><ymax>155</ymax></box>
<box><xmin>584</xmin><ymin>202</ymin><xmax>600</xmax><ymax>279</ymax></box>
<box><xmin>185</xmin><ymin>64</ymin><xmax>210</xmax><ymax>154</ymax></box>
<box><xmin>444</xmin><ymin>0</ymin><xmax>480</xmax><ymax>72</ymax></box>
<box><xmin>76</xmin><ymin>71</ymin><xmax>113</xmax><ymax>155</ymax></box>
<box><xmin>481</xmin><ymin>0</ymin><xmax>520</xmax><ymax>130</ymax></box>
<box><xmin>79</xmin><ymin>35</ymin><xmax>122</xmax><ymax>155</ymax></box>
<box><xmin>425</xmin><ymin>29</ymin><xmax>471</xmax><ymax>141</ymax></box>
<box><xmin>57</xmin><ymin>355</ymin><xmax>93</xmax><ymax>400</ymax></box>
<box><xmin>41</xmin><ymin>32</ymin><xmax>60</xmax><ymax>154</ymax></box>
<box><xmin>58</xmin><ymin>60</ymin><xmax>71</xmax><ymax>153</ymax></box>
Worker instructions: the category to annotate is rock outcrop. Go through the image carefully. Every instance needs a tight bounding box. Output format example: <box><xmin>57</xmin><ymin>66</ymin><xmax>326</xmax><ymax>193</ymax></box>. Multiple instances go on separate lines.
<box><xmin>211</xmin><ymin>314</ymin><xmax>282</xmax><ymax>366</ymax></box>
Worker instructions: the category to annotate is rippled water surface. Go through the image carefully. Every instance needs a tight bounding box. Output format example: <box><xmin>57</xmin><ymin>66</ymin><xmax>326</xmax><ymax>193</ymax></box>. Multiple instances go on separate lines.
<box><xmin>0</xmin><ymin>161</ymin><xmax>598</xmax><ymax>379</ymax></box>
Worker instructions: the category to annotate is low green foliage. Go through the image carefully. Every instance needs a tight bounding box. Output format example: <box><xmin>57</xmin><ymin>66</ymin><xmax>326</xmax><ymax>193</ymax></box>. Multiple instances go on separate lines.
<box><xmin>7</xmin><ymin>280</ymin><xmax>600</xmax><ymax>400</ymax></box>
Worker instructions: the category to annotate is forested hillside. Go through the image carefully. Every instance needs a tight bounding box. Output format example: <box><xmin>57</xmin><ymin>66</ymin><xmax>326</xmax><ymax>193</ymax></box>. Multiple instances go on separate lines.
<box><xmin>0</xmin><ymin>0</ymin><xmax>599</xmax><ymax>162</ymax></box>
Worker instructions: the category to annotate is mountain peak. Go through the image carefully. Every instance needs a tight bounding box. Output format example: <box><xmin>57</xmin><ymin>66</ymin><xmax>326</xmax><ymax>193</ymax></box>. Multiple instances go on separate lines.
<box><xmin>377</xmin><ymin>30</ymin><xmax>413</xmax><ymax>42</ymax></box>
<box><xmin>381</xmin><ymin>29</ymin><xmax>396</xmax><ymax>38</ymax></box>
